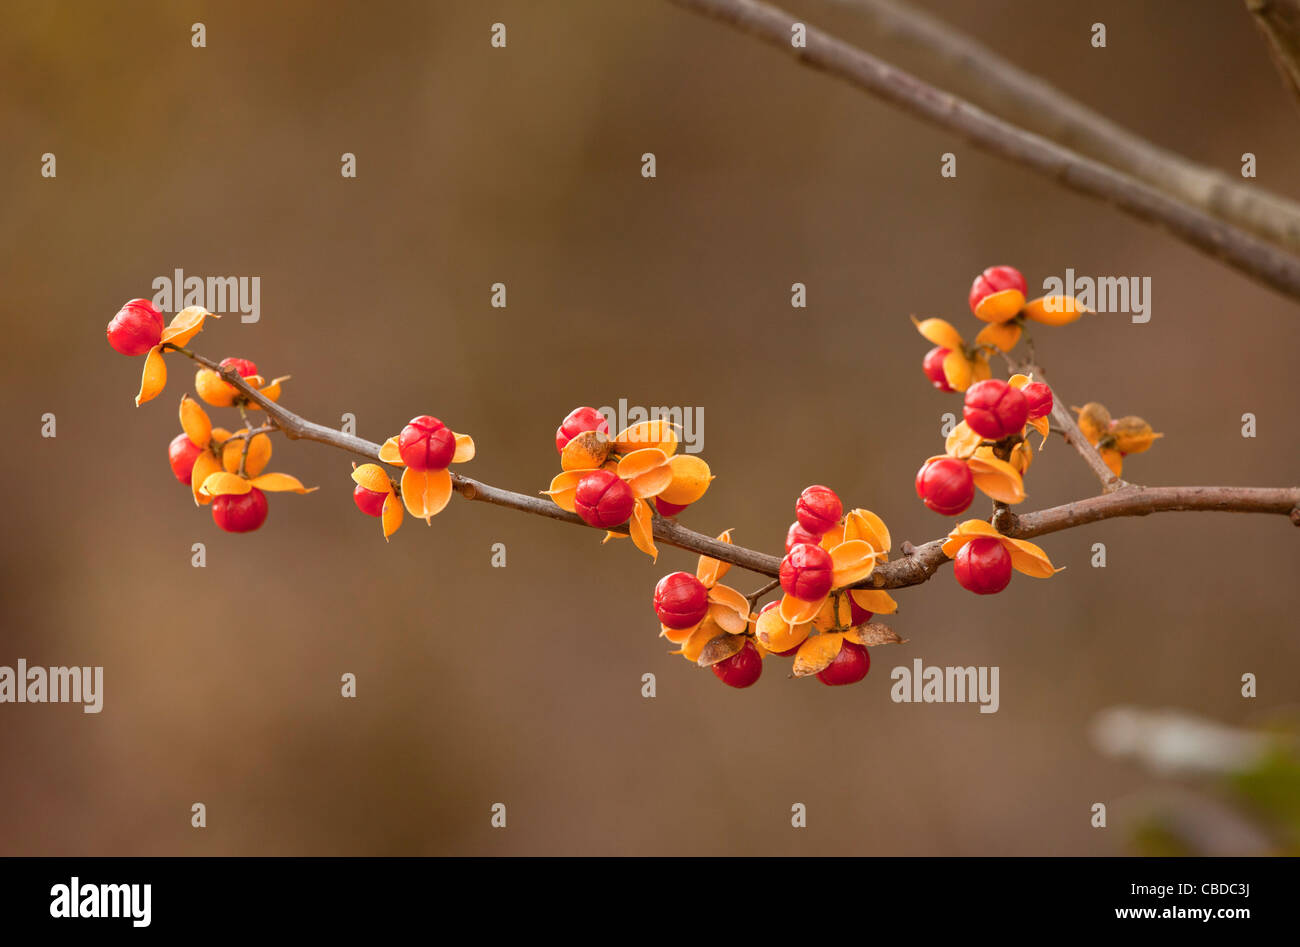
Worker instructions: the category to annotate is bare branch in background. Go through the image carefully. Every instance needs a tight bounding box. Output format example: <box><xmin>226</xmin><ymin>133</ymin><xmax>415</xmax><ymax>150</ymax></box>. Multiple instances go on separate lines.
<box><xmin>665</xmin><ymin>0</ymin><xmax>1300</xmax><ymax>303</ymax></box>
<box><xmin>832</xmin><ymin>0</ymin><xmax>1300</xmax><ymax>251</ymax></box>
<box><xmin>1247</xmin><ymin>0</ymin><xmax>1300</xmax><ymax>111</ymax></box>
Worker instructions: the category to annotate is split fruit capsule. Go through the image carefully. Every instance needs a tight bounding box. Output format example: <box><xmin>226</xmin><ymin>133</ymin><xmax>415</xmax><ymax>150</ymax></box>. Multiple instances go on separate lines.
<box><xmin>712</xmin><ymin>638</ymin><xmax>763</xmax><ymax>688</ymax></box>
<box><xmin>795</xmin><ymin>485</ymin><xmax>842</xmax><ymax>536</ymax></box>
<box><xmin>106</xmin><ymin>298</ymin><xmax>164</xmax><ymax>356</ymax></box>
<box><xmin>168</xmin><ymin>433</ymin><xmax>203</xmax><ymax>484</ymax></box>
<box><xmin>968</xmin><ymin>265</ymin><xmax>1027</xmax><ymax>323</ymax></box>
<box><xmin>1021</xmin><ymin>382</ymin><xmax>1053</xmax><ymax>420</ymax></box>
<box><xmin>780</xmin><ymin>543</ymin><xmax>834</xmax><ymax>601</ymax></box>
<box><xmin>760</xmin><ymin>602</ymin><xmax>804</xmax><ymax>656</ymax></box>
<box><xmin>398</xmin><ymin>416</ymin><xmax>457</xmax><ymax>471</ymax></box>
<box><xmin>555</xmin><ymin>407</ymin><xmax>609</xmax><ymax>454</ymax></box>
<box><xmin>653</xmin><ymin>572</ymin><xmax>709</xmax><ymax>629</ymax></box>
<box><xmin>953</xmin><ymin>536</ymin><xmax>1012</xmax><ymax>594</ymax></box>
<box><xmin>195</xmin><ymin>357</ymin><xmax>259</xmax><ymax>407</ymax></box>
<box><xmin>353</xmin><ymin>484</ymin><xmax>388</xmax><ymax>517</ymax></box>
<box><xmin>963</xmin><ymin>379</ymin><xmax>1029</xmax><ymax>440</ymax></box>
<box><xmin>573</xmin><ymin>469</ymin><xmax>635</xmax><ymax>528</ymax></box>
<box><xmin>785</xmin><ymin>521</ymin><xmax>822</xmax><ymax>553</ymax></box>
<box><xmin>817</xmin><ymin>641</ymin><xmax>870</xmax><ymax>686</ymax></box>
<box><xmin>212</xmin><ymin>487</ymin><xmax>269</xmax><ymax>533</ymax></box>
<box><xmin>915</xmin><ymin>456</ymin><xmax>975</xmax><ymax>516</ymax></box>
<box><xmin>922</xmin><ymin>346</ymin><xmax>954</xmax><ymax>392</ymax></box>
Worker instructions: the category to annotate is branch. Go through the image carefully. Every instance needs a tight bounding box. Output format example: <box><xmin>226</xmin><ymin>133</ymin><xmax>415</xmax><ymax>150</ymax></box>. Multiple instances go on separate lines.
<box><xmin>160</xmin><ymin>342</ymin><xmax>1298</xmax><ymax>597</ymax></box>
<box><xmin>664</xmin><ymin>0</ymin><xmax>1300</xmax><ymax>303</ymax></box>
<box><xmin>999</xmin><ymin>485</ymin><xmax>1300</xmax><ymax>538</ymax></box>
<box><xmin>833</xmin><ymin>0</ymin><xmax>1300</xmax><ymax>250</ymax></box>
<box><xmin>1247</xmin><ymin>0</ymin><xmax>1300</xmax><ymax>111</ymax></box>
<box><xmin>1002</xmin><ymin>352</ymin><xmax>1125</xmax><ymax>493</ymax></box>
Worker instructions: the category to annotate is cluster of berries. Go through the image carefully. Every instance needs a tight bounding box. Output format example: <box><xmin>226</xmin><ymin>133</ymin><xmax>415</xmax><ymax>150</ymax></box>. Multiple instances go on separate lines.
<box><xmin>906</xmin><ymin>267</ymin><xmax>1080</xmax><ymax>596</ymax></box>
<box><xmin>651</xmin><ymin>486</ymin><xmax>902</xmax><ymax>689</ymax></box>
<box><xmin>545</xmin><ymin>407</ymin><xmax>713</xmax><ymax>560</ymax></box>
<box><xmin>108</xmin><ymin>299</ymin><xmax>312</xmax><ymax>533</ymax></box>
<box><xmin>914</xmin><ymin>376</ymin><xmax>1060</xmax><ymax>595</ymax></box>
<box><xmin>915</xmin><ymin>264</ymin><xmax>1086</xmax><ymax>394</ymax></box>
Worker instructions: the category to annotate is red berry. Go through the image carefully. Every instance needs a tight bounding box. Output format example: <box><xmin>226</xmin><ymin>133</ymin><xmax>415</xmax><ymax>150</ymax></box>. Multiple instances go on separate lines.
<box><xmin>555</xmin><ymin>407</ymin><xmax>610</xmax><ymax>453</ymax></box>
<box><xmin>218</xmin><ymin>356</ymin><xmax>259</xmax><ymax>378</ymax></box>
<box><xmin>968</xmin><ymin>265</ymin><xmax>1027</xmax><ymax>315</ymax></box>
<box><xmin>963</xmin><ymin>379</ymin><xmax>1029</xmax><ymax>440</ymax></box>
<box><xmin>785</xmin><ymin>521</ymin><xmax>822</xmax><ymax>553</ymax></box>
<box><xmin>914</xmin><ymin>456</ymin><xmax>975</xmax><ymax>516</ymax></box>
<box><xmin>954</xmin><ymin>537</ymin><xmax>1012</xmax><ymax>594</ymax></box>
<box><xmin>106</xmin><ymin>298</ymin><xmax>164</xmax><ymax>356</ymax></box>
<box><xmin>817</xmin><ymin>640</ymin><xmax>870</xmax><ymax>686</ymax></box>
<box><xmin>655</xmin><ymin>497</ymin><xmax>689</xmax><ymax>517</ymax></box>
<box><xmin>848</xmin><ymin>597</ymin><xmax>873</xmax><ymax>626</ymax></box>
<box><xmin>353</xmin><ymin>484</ymin><xmax>388</xmax><ymax>517</ymax></box>
<box><xmin>1021</xmin><ymin>382</ymin><xmax>1053</xmax><ymax>420</ymax></box>
<box><xmin>167</xmin><ymin>433</ymin><xmax>203</xmax><ymax>485</ymax></box>
<box><xmin>779</xmin><ymin>543</ymin><xmax>834</xmax><ymax>601</ymax></box>
<box><xmin>398</xmin><ymin>415</ymin><xmax>456</xmax><ymax>471</ymax></box>
<box><xmin>653</xmin><ymin>572</ymin><xmax>709</xmax><ymax>629</ymax></box>
<box><xmin>922</xmin><ymin>346</ymin><xmax>953</xmax><ymax>392</ymax></box>
<box><xmin>711</xmin><ymin>639</ymin><xmax>763</xmax><ymax>688</ymax></box>
<box><xmin>211</xmin><ymin>487</ymin><xmax>269</xmax><ymax>533</ymax></box>
<box><xmin>573</xmin><ymin>469</ymin><xmax>635</xmax><ymax>528</ymax></box>
<box><xmin>795</xmin><ymin>485</ymin><xmax>842</xmax><ymax>536</ymax></box>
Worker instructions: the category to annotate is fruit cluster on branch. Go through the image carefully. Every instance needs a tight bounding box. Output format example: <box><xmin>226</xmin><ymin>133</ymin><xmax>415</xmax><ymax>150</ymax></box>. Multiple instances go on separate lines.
<box><xmin>106</xmin><ymin>262</ymin><xmax>1299</xmax><ymax>692</ymax></box>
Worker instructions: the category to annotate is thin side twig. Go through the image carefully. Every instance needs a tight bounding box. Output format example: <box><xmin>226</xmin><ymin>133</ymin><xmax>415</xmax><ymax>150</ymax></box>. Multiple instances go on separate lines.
<box><xmin>1002</xmin><ymin>352</ymin><xmax>1125</xmax><ymax>493</ymax></box>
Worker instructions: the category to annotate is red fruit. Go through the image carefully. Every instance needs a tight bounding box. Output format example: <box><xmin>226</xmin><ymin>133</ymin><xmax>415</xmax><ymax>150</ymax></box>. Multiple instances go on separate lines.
<box><xmin>106</xmin><ymin>298</ymin><xmax>164</xmax><ymax>356</ymax></box>
<box><xmin>795</xmin><ymin>485</ymin><xmax>842</xmax><ymax>536</ymax></box>
<box><xmin>914</xmin><ymin>456</ymin><xmax>975</xmax><ymax>516</ymax></box>
<box><xmin>167</xmin><ymin>433</ymin><xmax>203</xmax><ymax>485</ymax></box>
<box><xmin>573</xmin><ymin>469</ymin><xmax>635</xmax><ymax>528</ymax></box>
<box><xmin>785</xmin><ymin>521</ymin><xmax>822</xmax><ymax>553</ymax></box>
<box><xmin>711</xmin><ymin>639</ymin><xmax>763</xmax><ymax>689</ymax></box>
<box><xmin>963</xmin><ymin>379</ymin><xmax>1029</xmax><ymax>440</ymax></box>
<box><xmin>848</xmin><ymin>597</ymin><xmax>873</xmax><ymax>626</ymax></box>
<box><xmin>1021</xmin><ymin>382</ymin><xmax>1053</xmax><ymax>420</ymax></box>
<box><xmin>779</xmin><ymin>543</ymin><xmax>834</xmax><ymax>601</ymax></box>
<box><xmin>817</xmin><ymin>640</ymin><xmax>870</xmax><ymax>686</ymax></box>
<box><xmin>211</xmin><ymin>487</ymin><xmax>269</xmax><ymax>533</ymax></box>
<box><xmin>655</xmin><ymin>497</ymin><xmax>689</xmax><ymax>517</ymax></box>
<box><xmin>218</xmin><ymin>356</ymin><xmax>258</xmax><ymax>378</ymax></box>
<box><xmin>968</xmin><ymin>265</ymin><xmax>1027</xmax><ymax>315</ymax></box>
<box><xmin>922</xmin><ymin>346</ymin><xmax>954</xmax><ymax>392</ymax></box>
<box><xmin>954</xmin><ymin>537</ymin><xmax>1012</xmax><ymax>595</ymax></box>
<box><xmin>353</xmin><ymin>484</ymin><xmax>388</xmax><ymax>517</ymax></box>
<box><xmin>555</xmin><ymin>407</ymin><xmax>610</xmax><ymax>453</ymax></box>
<box><xmin>653</xmin><ymin>572</ymin><xmax>709</xmax><ymax>629</ymax></box>
<box><xmin>398</xmin><ymin>415</ymin><xmax>456</xmax><ymax>471</ymax></box>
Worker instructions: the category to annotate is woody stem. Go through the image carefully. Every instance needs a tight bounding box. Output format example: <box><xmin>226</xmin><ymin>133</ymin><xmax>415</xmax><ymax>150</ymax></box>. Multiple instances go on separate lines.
<box><xmin>158</xmin><ymin>343</ymin><xmax>1300</xmax><ymax>591</ymax></box>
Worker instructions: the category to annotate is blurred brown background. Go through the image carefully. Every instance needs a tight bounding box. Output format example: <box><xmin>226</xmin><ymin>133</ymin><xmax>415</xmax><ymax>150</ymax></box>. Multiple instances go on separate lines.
<box><xmin>0</xmin><ymin>0</ymin><xmax>1297</xmax><ymax>855</ymax></box>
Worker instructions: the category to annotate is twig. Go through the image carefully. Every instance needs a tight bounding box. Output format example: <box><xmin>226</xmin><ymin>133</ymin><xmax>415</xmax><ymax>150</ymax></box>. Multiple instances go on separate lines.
<box><xmin>833</xmin><ymin>0</ymin><xmax>1300</xmax><ymax>250</ymax></box>
<box><xmin>1247</xmin><ymin>0</ymin><xmax>1300</xmax><ymax>112</ymax></box>
<box><xmin>664</xmin><ymin>0</ymin><xmax>1300</xmax><ymax>303</ymax></box>
<box><xmin>219</xmin><ymin>424</ymin><xmax>276</xmax><ymax>443</ymax></box>
<box><xmin>1002</xmin><ymin>352</ymin><xmax>1125</xmax><ymax>493</ymax></box>
<box><xmin>158</xmin><ymin>343</ymin><xmax>1299</xmax><ymax>591</ymax></box>
<box><xmin>746</xmin><ymin>578</ymin><xmax>781</xmax><ymax>610</ymax></box>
